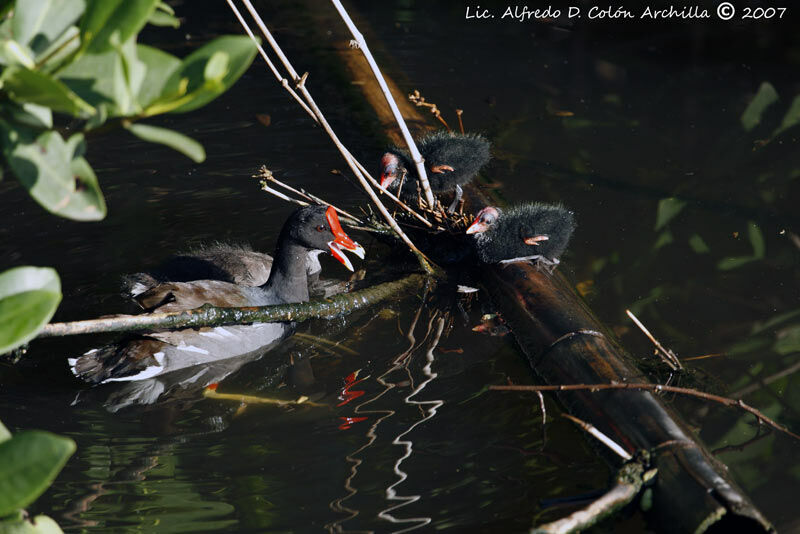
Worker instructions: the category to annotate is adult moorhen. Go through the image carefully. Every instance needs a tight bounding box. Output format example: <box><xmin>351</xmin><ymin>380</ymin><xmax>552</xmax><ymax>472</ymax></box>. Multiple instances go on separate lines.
<box><xmin>466</xmin><ymin>203</ymin><xmax>576</xmax><ymax>267</ymax></box>
<box><xmin>69</xmin><ymin>205</ymin><xmax>365</xmax><ymax>385</ymax></box>
<box><xmin>123</xmin><ymin>242</ymin><xmax>324</xmax><ymax>300</ymax></box>
<box><xmin>379</xmin><ymin>131</ymin><xmax>490</xmax><ymax>213</ymax></box>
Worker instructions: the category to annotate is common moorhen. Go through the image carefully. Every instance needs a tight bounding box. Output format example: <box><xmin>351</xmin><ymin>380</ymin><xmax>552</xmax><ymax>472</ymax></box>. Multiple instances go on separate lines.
<box><xmin>122</xmin><ymin>242</ymin><xmax>323</xmax><ymax>300</ymax></box>
<box><xmin>380</xmin><ymin>131</ymin><xmax>490</xmax><ymax>212</ymax></box>
<box><xmin>69</xmin><ymin>205</ymin><xmax>365</xmax><ymax>384</ymax></box>
<box><xmin>466</xmin><ymin>203</ymin><xmax>576</xmax><ymax>267</ymax></box>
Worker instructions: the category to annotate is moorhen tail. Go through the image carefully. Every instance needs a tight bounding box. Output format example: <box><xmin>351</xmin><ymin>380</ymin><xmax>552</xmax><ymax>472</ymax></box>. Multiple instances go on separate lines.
<box><xmin>466</xmin><ymin>203</ymin><xmax>576</xmax><ymax>267</ymax></box>
<box><xmin>380</xmin><ymin>131</ymin><xmax>490</xmax><ymax>212</ymax></box>
<box><xmin>69</xmin><ymin>205</ymin><xmax>365</xmax><ymax>385</ymax></box>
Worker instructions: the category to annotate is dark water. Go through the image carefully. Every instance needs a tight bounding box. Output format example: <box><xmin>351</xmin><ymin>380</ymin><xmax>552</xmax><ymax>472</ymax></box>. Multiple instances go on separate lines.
<box><xmin>2</xmin><ymin>1</ymin><xmax>799</xmax><ymax>532</ymax></box>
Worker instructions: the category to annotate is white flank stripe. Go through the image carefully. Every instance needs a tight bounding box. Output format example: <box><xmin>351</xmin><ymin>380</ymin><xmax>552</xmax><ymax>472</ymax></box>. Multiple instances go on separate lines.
<box><xmin>177</xmin><ymin>344</ymin><xmax>209</xmax><ymax>355</ymax></box>
<box><xmin>199</xmin><ymin>330</ymin><xmax>225</xmax><ymax>340</ymax></box>
<box><xmin>101</xmin><ymin>362</ymin><xmax>165</xmax><ymax>383</ymax></box>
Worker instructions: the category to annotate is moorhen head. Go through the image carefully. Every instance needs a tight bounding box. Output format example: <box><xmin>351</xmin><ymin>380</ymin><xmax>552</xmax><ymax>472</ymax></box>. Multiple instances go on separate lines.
<box><xmin>70</xmin><ymin>205</ymin><xmax>365</xmax><ymax>386</ymax></box>
<box><xmin>380</xmin><ymin>131</ymin><xmax>490</xmax><ymax>212</ymax></box>
<box><xmin>466</xmin><ymin>203</ymin><xmax>576</xmax><ymax>267</ymax></box>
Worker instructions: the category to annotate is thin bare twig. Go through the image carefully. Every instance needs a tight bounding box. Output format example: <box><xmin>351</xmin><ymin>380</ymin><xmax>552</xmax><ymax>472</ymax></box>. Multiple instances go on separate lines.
<box><xmin>562</xmin><ymin>414</ymin><xmax>632</xmax><ymax>460</ymax></box>
<box><xmin>255</xmin><ymin>167</ymin><xmax>363</xmax><ymax>224</ymax></box>
<box><xmin>731</xmin><ymin>358</ymin><xmax>800</xmax><ymax>399</ymax></box>
<box><xmin>536</xmin><ymin>391</ymin><xmax>547</xmax><ymax>426</ymax></box>
<box><xmin>490</xmin><ymin>383</ymin><xmax>800</xmax><ymax>441</ymax></box>
<box><xmin>626</xmin><ymin>309</ymin><xmax>682</xmax><ymax>370</ymax></box>
<box><xmin>408</xmin><ymin>90</ymin><xmax>449</xmax><ymax>130</ymax></box>
<box><xmin>455</xmin><ymin>109</ymin><xmax>464</xmax><ymax>134</ymax></box>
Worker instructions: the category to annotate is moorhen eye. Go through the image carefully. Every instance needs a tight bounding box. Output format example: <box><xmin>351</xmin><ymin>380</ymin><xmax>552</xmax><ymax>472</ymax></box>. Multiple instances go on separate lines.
<box><xmin>316</xmin><ymin>225</ymin><xmax>326</xmax><ymax>232</ymax></box>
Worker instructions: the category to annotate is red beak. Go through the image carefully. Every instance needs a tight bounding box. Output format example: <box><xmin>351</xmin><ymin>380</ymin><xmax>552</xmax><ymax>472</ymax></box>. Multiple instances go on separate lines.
<box><xmin>466</xmin><ymin>217</ymin><xmax>490</xmax><ymax>235</ymax></box>
<box><xmin>326</xmin><ymin>206</ymin><xmax>365</xmax><ymax>271</ymax></box>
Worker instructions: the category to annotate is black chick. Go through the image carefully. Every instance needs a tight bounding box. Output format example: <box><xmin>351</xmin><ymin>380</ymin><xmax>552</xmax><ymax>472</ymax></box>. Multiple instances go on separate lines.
<box><xmin>379</xmin><ymin>131</ymin><xmax>490</xmax><ymax>213</ymax></box>
<box><xmin>466</xmin><ymin>203</ymin><xmax>576</xmax><ymax>268</ymax></box>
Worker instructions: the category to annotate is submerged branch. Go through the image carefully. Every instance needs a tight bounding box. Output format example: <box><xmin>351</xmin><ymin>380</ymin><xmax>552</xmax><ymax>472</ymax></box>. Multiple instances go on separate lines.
<box><xmin>38</xmin><ymin>274</ymin><xmax>426</xmax><ymax>338</ymax></box>
<box><xmin>532</xmin><ymin>460</ymin><xmax>650</xmax><ymax>534</ymax></box>
<box><xmin>491</xmin><ymin>383</ymin><xmax>800</xmax><ymax>441</ymax></box>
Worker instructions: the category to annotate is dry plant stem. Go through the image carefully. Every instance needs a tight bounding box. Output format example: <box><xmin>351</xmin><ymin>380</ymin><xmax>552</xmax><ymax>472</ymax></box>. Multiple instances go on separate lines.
<box><xmin>225</xmin><ymin>0</ymin><xmax>314</xmax><ymax>118</ymax></box>
<box><xmin>257</xmin><ymin>167</ymin><xmax>363</xmax><ymax>224</ymax></box>
<box><xmin>490</xmin><ymin>383</ymin><xmax>800</xmax><ymax>441</ymax></box>
<box><xmin>456</xmin><ymin>109</ymin><xmax>464</xmax><ymax>134</ymax></box>
<box><xmin>330</xmin><ymin>0</ymin><xmax>436</xmax><ymax>208</ymax></box>
<box><xmin>234</xmin><ymin>0</ymin><xmax>436</xmax><ymax>273</ymax></box>
<box><xmin>260</xmin><ymin>184</ymin><xmax>309</xmax><ymax>208</ymax></box>
<box><xmin>536</xmin><ymin>391</ymin><xmax>547</xmax><ymax>426</ymax></box>
<box><xmin>626</xmin><ymin>309</ymin><xmax>682</xmax><ymax>370</ymax></box>
<box><xmin>562</xmin><ymin>414</ymin><xmax>633</xmax><ymax>460</ymax></box>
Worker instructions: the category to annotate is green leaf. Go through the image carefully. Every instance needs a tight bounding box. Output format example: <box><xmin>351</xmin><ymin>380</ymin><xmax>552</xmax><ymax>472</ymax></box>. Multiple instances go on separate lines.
<box><xmin>79</xmin><ymin>0</ymin><xmax>157</xmax><ymax>54</ymax></box>
<box><xmin>0</xmin><ymin>514</ymin><xmax>64</xmax><ymax>534</ymax></box>
<box><xmin>58</xmin><ymin>36</ymin><xmax>143</xmax><ymax>116</ymax></box>
<box><xmin>0</xmin><ymin>123</ymin><xmax>106</xmax><ymax>221</ymax></box>
<box><xmin>688</xmin><ymin>234</ymin><xmax>709</xmax><ymax>254</ymax></box>
<box><xmin>125</xmin><ymin>122</ymin><xmax>205</xmax><ymax>162</ymax></box>
<box><xmin>0</xmin><ymin>40</ymin><xmax>35</xmax><ymax>68</ymax></box>
<box><xmin>1</xmin><ymin>66</ymin><xmax>94</xmax><ymax>116</ymax></box>
<box><xmin>773</xmin><ymin>94</ymin><xmax>800</xmax><ymax>138</ymax></box>
<box><xmin>0</xmin><ymin>422</ymin><xmax>10</xmax><ymax>443</ymax></box>
<box><xmin>12</xmin><ymin>0</ymin><xmax>84</xmax><ymax>57</ymax></box>
<box><xmin>747</xmin><ymin>221</ymin><xmax>765</xmax><ymax>259</ymax></box>
<box><xmin>774</xmin><ymin>325</ymin><xmax>800</xmax><ymax>356</ymax></box>
<box><xmin>653</xmin><ymin>229</ymin><xmax>673</xmax><ymax>250</ymax></box>
<box><xmin>717</xmin><ymin>256</ymin><xmax>755</xmax><ymax>271</ymax></box>
<box><xmin>5</xmin><ymin>102</ymin><xmax>53</xmax><ymax>129</ymax></box>
<box><xmin>0</xmin><ymin>267</ymin><xmax>61</xmax><ymax>355</ymax></box>
<box><xmin>147</xmin><ymin>9</ymin><xmax>179</xmax><ymax>28</ymax></box>
<box><xmin>134</xmin><ymin>44</ymin><xmax>180</xmax><ymax>108</ymax></box>
<box><xmin>34</xmin><ymin>25</ymin><xmax>80</xmax><ymax>71</ymax></box>
<box><xmin>148</xmin><ymin>36</ymin><xmax>257</xmax><ymax>115</ymax></box>
<box><xmin>0</xmin><ymin>431</ymin><xmax>75</xmax><ymax>516</ymax></box>
<box><xmin>741</xmin><ymin>82</ymin><xmax>778</xmax><ymax>131</ymax></box>
<box><xmin>654</xmin><ymin>197</ymin><xmax>686</xmax><ymax>230</ymax></box>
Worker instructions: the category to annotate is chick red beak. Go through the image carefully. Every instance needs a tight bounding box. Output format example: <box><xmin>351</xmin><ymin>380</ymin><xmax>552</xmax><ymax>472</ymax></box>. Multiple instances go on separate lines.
<box><xmin>326</xmin><ymin>206</ymin><xmax>365</xmax><ymax>271</ymax></box>
<box><xmin>466</xmin><ymin>217</ymin><xmax>490</xmax><ymax>235</ymax></box>
<box><xmin>379</xmin><ymin>168</ymin><xmax>396</xmax><ymax>189</ymax></box>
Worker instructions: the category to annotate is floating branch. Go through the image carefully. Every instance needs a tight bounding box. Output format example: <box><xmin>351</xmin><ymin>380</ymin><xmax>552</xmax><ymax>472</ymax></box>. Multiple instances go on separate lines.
<box><xmin>38</xmin><ymin>274</ymin><xmax>426</xmax><ymax>338</ymax></box>
<box><xmin>490</xmin><ymin>383</ymin><xmax>800</xmax><ymax>441</ymax></box>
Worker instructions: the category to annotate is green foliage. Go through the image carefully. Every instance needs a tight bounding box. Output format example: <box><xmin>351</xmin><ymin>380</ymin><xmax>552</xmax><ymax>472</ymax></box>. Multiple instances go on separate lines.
<box><xmin>0</xmin><ymin>421</ymin><xmax>75</xmax><ymax>533</ymax></box>
<box><xmin>0</xmin><ymin>0</ymin><xmax>257</xmax><ymax>355</ymax></box>
<box><xmin>741</xmin><ymin>81</ymin><xmax>778</xmax><ymax>131</ymax></box>
<box><xmin>717</xmin><ymin>221</ymin><xmax>765</xmax><ymax>271</ymax></box>
<box><xmin>654</xmin><ymin>197</ymin><xmax>686</xmax><ymax>231</ymax></box>
<box><xmin>125</xmin><ymin>122</ymin><xmax>205</xmax><ymax>162</ymax></box>
<box><xmin>0</xmin><ymin>0</ymin><xmax>258</xmax><ymax>221</ymax></box>
<box><xmin>0</xmin><ymin>267</ymin><xmax>61</xmax><ymax>355</ymax></box>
